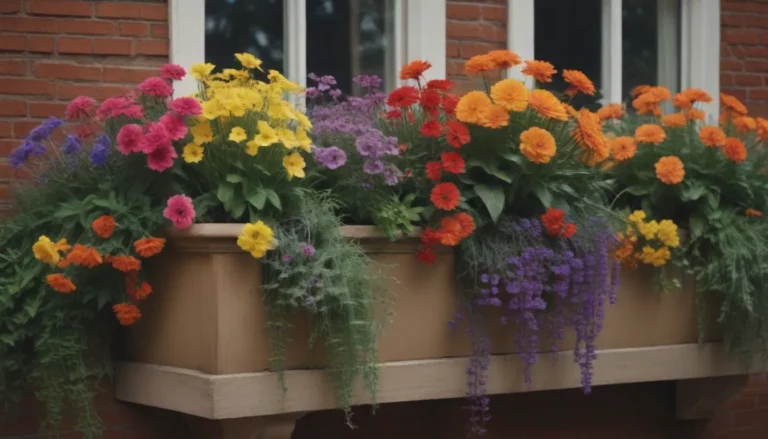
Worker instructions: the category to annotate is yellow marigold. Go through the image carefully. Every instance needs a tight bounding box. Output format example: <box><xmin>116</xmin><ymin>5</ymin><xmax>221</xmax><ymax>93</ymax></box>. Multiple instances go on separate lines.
<box><xmin>182</xmin><ymin>143</ymin><xmax>204</xmax><ymax>163</ymax></box>
<box><xmin>687</xmin><ymin>108</ymin><xmax>706</xmax><ymax>121</ymax></box>
<box><xmin>639</xmin><ymin>246</ymin><xmax>671</xmax><ymax>267</ymax></box>
<box><xmin>734</xmin><ymin>116</ymin><xmax>757</xmax><ymax>132</ymax></box>
<box><xmin>628</xmin><ymin>210</ymin><xmax>646</xmax><ymax>224</ymax></box>
<box><xmin>721</xmin><ymin>92</ymin><xmax>748</xmax><ymax>116</ymax></box>
<box><xmin>490</xmin><ymin>79</ymin><xmax>528</xmax><ymax>112</ymax></box>
<box><xmin>637</xmin><ymin>220</ymin><xmax>660</xmax><ymax>240</ymax></box>
<box><xmin>609</xmin><ymin>136</ymin><xmax>637</xmax><ymax>162</ymax></box>
<box><xmin>634</xmin><ymin>124</ymin><xmax>666</xmax><ymax>145</ymax></box>
<box><xmin>237</xmin><ymin>221</ymin><xmax>277</xmax><ymax>259</ymax></box>
<box><xmin>528</xmin><ymin>89</ymin><xmax>568</xmax><ymax>121</ymax></box>
<box><xmin>478</xmin><ymin>104</ymin><xmax>510</xmax><ymax>129</ymax></box>
<box><xmin>661</xmin><ymin>113</ymin><xmax>687</xmax><ymax>128</ymax></box>
<box><xmin>464</xmin><ymin>54</ymin><xmax>495</xmax><ymax>75</ymax></box>
<box><xmin>562</xmin><ymin>69</ymin><xmax>596</xmax><ymax>96</ymax></box>
<box><xmin>456</xmin><ymin>91</ymin><xmax>492</xmax><ymax>124</ymax></box>
<box><xmin>655</xmin><ymin>156</ymin><xmax>685</xmax><ymax>185</ymax></box>
<box><xmin>190</xmin><ymin>63</ymin><xmax>215</xmax><ymax>80</ymax></box>
<box><xmin>699</xmin><ymin>125</ymin><xmax>727</xmax><ymax>147</ymax></box>
<box><xmin>596</xmin><ymin>104</ymin><xmax>624</xmax><ymax>121</ymax></box>
<box><xmin>190</xmin><ymin>120</ymin><xmax>213</xmax><ymax>145</ymax></box>
<box><xmin>487</xmin><ymin>49</ymin><xmax>521</xmax><ymax>69</ymax></box>
<box><xmin>571</xmin><ymin>108</ymin><xmax>608</xmax><ymax>162</ymax></box>
<box><xmin>519</xmin><ymin>127</ymin><xmax>556</xmax><ymax>164</ymax></box>
<box><xmin>32</xmin><ymin>235</ymin><xmax>60</xmax><ymax>265</ymax></box>
<box><xmin>521</xmin><ymin>60</ymin><xmax>557</xmax><ymax>83</ymax></box>
<box><xmin>723</xmin><ymin>137</ymin><xmax>747</xmax><ymax>164</ymax></box>
<box><xmin>657</xmin><ymin>220</ymin><xmax>680</xmax><ymax>248</ymax></box>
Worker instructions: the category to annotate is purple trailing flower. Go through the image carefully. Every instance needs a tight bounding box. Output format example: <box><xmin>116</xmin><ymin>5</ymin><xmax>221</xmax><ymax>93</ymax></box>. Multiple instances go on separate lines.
<box><xmin>314</xmin><ymin>146</ymin><xmax>347</xmax><ymax>170</ymax></box>
<box><xmin>362</xmin><ymin>159</ymin><xmax>385</xmax><ymax>175</ymax></box>
<box><xmin>62</xmin><ymin>135</ymin><xmax>82</xmax><ymax>155</ymax></box>
<box><xmin>90</xmin><ymin>134</ymin><xmax>110</xmax><ymax>166</ymax></box>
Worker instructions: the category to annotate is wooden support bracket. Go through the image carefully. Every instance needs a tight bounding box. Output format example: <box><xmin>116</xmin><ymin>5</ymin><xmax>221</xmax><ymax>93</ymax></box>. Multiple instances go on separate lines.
<box><xmin>676</xmin><ymin>375</ymin><xmax>748</xmax><ymax>420</ymax></box>
<box><xmin>185</xmin><ymin>413</ymin><xmax>305</xmax><ymax>439</ymax></box>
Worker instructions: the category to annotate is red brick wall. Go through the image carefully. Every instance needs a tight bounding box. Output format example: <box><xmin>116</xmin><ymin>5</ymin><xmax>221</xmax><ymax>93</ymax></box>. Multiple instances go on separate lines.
<box><xmin>446</xmin><ymin>0</ymin><xmax>506</xmax><ymax>90</ymax></box>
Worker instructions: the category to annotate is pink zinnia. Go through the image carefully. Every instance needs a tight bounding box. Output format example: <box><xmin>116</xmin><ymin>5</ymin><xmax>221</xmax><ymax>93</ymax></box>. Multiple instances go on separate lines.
<box><xmin>138</xmin><ymin>77</ymin><xmax>173</xmax><ymax>98</ymax></box>
<box><xmin>159</xmin><ymin>112</ymin><xmax>188</xmax><ymax>140</ymax></box>
<box><xmin>160</xmin><ymin>64</ymin><xmax>186</xmax><ymax>81</ymax></box>
<box><xmin>97</xmin><ymin>97</ymin><xmax>143</xmax><ymax>120</ymax></box>
<box><xmin>65</xmin><ymin>96</ymin><xmax>96</xmax><ymax>120</ymax></box>
<box><xmin>163</xmin><ymin>194</ymin><xmax>195</xmax><ymax>229</ymax></box>
<box><xmin>140</xmin><ymin>122</ymin><xmax>171</xmax><ymax>154</ymax></box>
<box><xmin>168</xmin><ymin>97</ymin><xmax>202</xmax><ymax>117</ymax></box>
<box><xmin>146</xmin><ymin>143</ymin><xmax>177</xmax><ymax>172</ymax></box>
<box><xmin>116</xmin><ymin>124</ymin><xmax>144</xmax><ymax>155</ymax></box>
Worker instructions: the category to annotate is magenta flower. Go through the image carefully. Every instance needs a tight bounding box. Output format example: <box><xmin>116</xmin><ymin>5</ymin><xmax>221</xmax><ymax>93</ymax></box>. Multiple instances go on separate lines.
<box><xmin>160</xmin><ymin>64</ymin><xmax>186</xmax><ymax>81</ymax></box>
<box><xmin>138</xmin><ymin>77</ymin><xmax>173</xmax><ymax>98</ymax></box>
<box><xmin>168</xmin><ymin>97</ymin><xmax>202</xmax><ymax>117</ymax></box>
<box><xmin>159</xmin><ymin>112</ymin><xmax>188</xmax><ymax>140</ymax></box>
<box><xmin>139</xmin><ymin>122</ymin><xmax>171</xmax><ymax>154</ymax></box>
<box><xmin>97</xmin><ymin>97</ymin><xmax>143</xmax><ymax>120</ymax></box>
<box><xmin>146</xmin><ymin>143</ymin><xmax>177</xmax><ymax>172</ymax></box>
<box><xmin>163</xmin><ymin>194</ymin><xmax>196</xmax><ymax>229</ymax></box>
<box><xmin>65</xmin><ymin>96</ymin><xmax>96</xmax><ymax>120</ymax></box>
<box><xmin>116</xmin><ymin>124</ymin><xmax>144</xmax><ymax>155</ymax></box>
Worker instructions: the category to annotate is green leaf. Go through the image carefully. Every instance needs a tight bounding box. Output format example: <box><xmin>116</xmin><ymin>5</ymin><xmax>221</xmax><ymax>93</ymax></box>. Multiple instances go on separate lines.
<box><xmin>474</xmin><ymin>184</ymin><xmax>505</xmax><ymax>223</ymax></box>
<box><xmin>690</xmin><ymin>215</ymin><xmax>705</xmax><ymax>240</ymax></box>
<box><xmin>706</xmin><ymin>191</ymin><xmax>720</xmax><ymax>210</ymax></box>
<box><xmin>467</xmin><ymin>159</ymin><xmax>513</xmax><ymax>183</ymax></box>
<box><xmin>500</xmin><ymin>150</ymin><xmax>523</xmax><ymax>165</ymax></box>
<box><xmin>226</xmin><ymin>174</ymin><xmax>243</xmax><ymax>183</ymax></box>
<box><xmin>217</xmin><ymin>183</ymin><xmax>235</xmax><ymax>206</ymax></box>
<box><xmin>230</xmin><ymin>194</ymin><xmax>246</xmax><ymax>219</ymax></box>
<box><xmin>264</xmin><ymin>189</ymin><xmax>282</xmax><ymax>211</ymax></box>
<box><xmin>626</xmin><ymin>185</ymin><xmax>651</xmax><ymax>196</ymax></box>
<box><xmin>680</xmin><ymin>181</ymin><xmax>707</xmax><ymax>202</ymax></box>
<box><xmin>532</xmin><ymin>184</ymin><xmax>552</xmax><ymax>208</ymax></box>
<box><xmin>247</xmin><ymin>189</ymin><xmax>267</xmax><ymax>210</ymax></box>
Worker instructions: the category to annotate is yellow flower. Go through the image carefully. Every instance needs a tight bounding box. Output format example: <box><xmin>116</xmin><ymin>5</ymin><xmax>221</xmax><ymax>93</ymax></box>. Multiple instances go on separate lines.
<box><xmin>640</xmin><ymin>246</ymin><xmax>671</xmax><ymax>267</ymax></box>
<box><xmin>33</xmin><ymin>236</ymin><xmax>60</xmax><ymax>265</ymax></box>
<box><xmin>490</xmin><ymin>79</ymin><xmax>528</xmax><ymax>112</ymax></box>
<box><xmin>267</xmin><ymin>99</ymin><xmax>294</xmax><ymax>120</ymax></box>
<box><xmin>229</xmin><ymin>127</ymin><xmax>247</xmax><ymax>143</ymax></box>
<box><xmin>637</xmin><ymin>220</ymin><xmax>660</xmax><ymax>240</ymax></box>
<box><xmin>283</xmin><ymin>152</ymin><xmax>306</xmax><ymax>179</ymax></box>
<box><xmin>295</xmin><ymin>128</ymin><xmax>312</xmax><ymax>152</ymax></box>
<box><xmin>191</xmin><ymin>121</ymin><xmax>213</xmax><ymax>145</ymax></box>
<box><xmin>277</xmin><ymin>128</ymin><xmax>299</xmax><ymax>149</ymax></box>
<box><xmin>190</xmin><ymin>63</ymin><xmax>215</xmax><ymax>80</ymax></box>
<box><xmin>628</xmin><ymin>210</ymin><xmax>646</xmax><ymax>224</ymax></box>
<box><xmin>268</xmin><ymin>70</ymin><xmax>303</xmax><ymax>92</ymax></box>
<box><xmin>221</xmin><ymin>97</ymin><xmax>247</xmax><ymax>117</ymax></box>
<box><xmin>235</xmin><ymin>53</ymin><xmax>263</xmax><ymax>70</ymax></box>
<box><xmin>182</xmin><ymin>143</ymin><xmax>204</xmax><ymax>163</ymax></box>
<box><xmin>657</xmin><ymin>220</ymin><xmax>680</xmax><ymax>248</ymax></box>
<box><xmin>245</xmin><ymin>139</ymin><xmax>260</xmax><ymax>156</ymax></box>
<box><xmin>237</xmin><ymin>221</ymin><xmax>277</xmax><ymax>259</ymax></box>
<box><xmin>253</xmin><ymin>121</ymin><xmax>279</xmax><ymax>147</ymax></box>
<box><xmin>296</xmin><ymin>112</ymin><xmax>313</xmax><ymax>130</ymax></box>
<box><xmin>202</xmin><ymin>99</ymin><xmax>227</xmax><ymax>120</ymax></box>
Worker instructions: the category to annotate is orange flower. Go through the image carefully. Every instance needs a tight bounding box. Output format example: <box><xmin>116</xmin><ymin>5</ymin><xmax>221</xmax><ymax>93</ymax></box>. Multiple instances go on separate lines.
<box><xmin>655</xmin><ymin>156</ymin><xmax>685</xmax><ymax>185</ymax></box>
<box><xmin>757</xmin><ymin>117</ymin><xmax>768</xmax><ymax>141</ymax></box>
<box><xmin>614</xmin><ymin>234</ymin><xmax>637</xmax><ymax>268</ymax></box>
<box><xmin>438</xmin><ymin>217</ymin><xmax>462</xmax><ymax>246</ymax></box>
<box><xmin>672</xmin><ymin>92</ymin><xmax>692</xmax><ymax>110</ymax></box>
<box><xmin>456</xmin><ymin>91</ymin><xmax>492</xmax><ymax>124</ymax></box>
<box><xmin>487</xmin><ymin>49</ymin><xmax>521</xmax><ymax>69</ymax></box>
<box><xmin>46</xmin><ymin>273</ymin><xmax>76</xmax><ymax>294</ymax></box>
<box><xmin>454</xmin><ymin>212</ymin><xmax>476</xmax><ymax>238</ymax></box>
<box><xmin>464</xmin><ymin>54</ymin><xmax>495</xmax><ymax>75</ymax></box>
<box><xmin>441</xmin><ymin>151</ymin><xmax>465</xmax><ymax>174</ymax></box>
<box><xmin>632</xmin><ymin>93</ymin><xmax>661</xmax><ymax>116</ymax></box>
<box><xmin>648</xmin><ymin>86</ymin><xmax>671</xmax><ymax>101</ymax></box>
<box><xmin>596</xmin><ymin>104</ymin><xmax>623</xmax><ymax>121</ymax></box>
<box><xmin>113</xmin><ymin>303</ymin><xmax>142</xmax><ymax>326</ymax></box>
<box><xmin>399</xmin><ymin>60</ymin><xmax>431</xmax><ymax>80</ymax></box>
<box><xmin>66</xmin><ymin>244</ymin><xmax>103</xmax><ymax>268</ymax></box>
<box><xmin>721</xmin><ymin>92</ymin><xmax>748</xmax><ymax>116</ymax></box>
<box><xmin>131</xmin><ymin>281</ymin><xmax>153</xmax><ymax>301</ymax></box>
<box><xmin>528</xmin><ymin>89</ymin><xmax>568</xmax><ymax>121</ymax></box>
<box><xmin>699</xmin><ymin>125</ymin><xmax>727</xmax><ymax>147</ymax></box>
<box><xmin>430</xmin><ymin>182</ymin><xmax>460</xmax><ymax>211</ymax></box>
<box><xmin>631</xmin><ymin>85</ymin><xmax>652</xmax><ymax>98</ymax></box>
<box><xmin>563</xmin><ymin>222</ymin><xmax>577</xmax><ymax>238</ymax></box>
<box><xmin>571</xmin><ymin>109</ymin><xmax>608</xmax><ymax>163</ymax></box>
<box><xmin>522</xmin><ymin>60</ymin><xmax>557</xmax><ymax>83</ymax></box>
<box><xmin>609</xmin><ymin>137</ymin><xmax>637</xmax><ymax>162</ymax></box>
<box><xmin>723</xmin><ymin>137</ymin><xmax>747</xmax><ymax>163</ymax></box>
<box><xmin>478</xmin><ymin>104</ymin><xmax>510</xmax><ymax>128</ymax></box>
<box><xmin>661</xmin><ymin>113</ymin><xmax>687</xmax><ymax>128</ymax></box>
<box><xmin>634</xmin><ymin>124</ymin><xmax>666</xmax><ymax>145</ymax></box>
<box><xmin>687</xmin><ymin>108</ymin><xmax>706</xmax><ymax>121</ymax></box>
<box><xmin>92</xmin><ymin>215</ymin><xmax>116</xmax><ymax>239</ymax></box>
<box><xmin>562</xmin><ymin>69</ymin><xmax>596</xmax><ymax>96</ymax></box>
<box><xmin>746</xmin><ymin>208</ymin><xmax>763</xmax><ymax>217</ymax></box>
<box><xmin>519</xmin><ymin>127</ymin><xmax>556</xmax><ymax>164</ymax></box>
<box><xmin>490</xmin><ymin>79</ymin><xmax>528</xmax><ymax>112</ymax></box>
<box><xmin>733</xmin><ymin>116</ymin><xmax>756</xmax><ymax>132</ymax></box>
<box><xmin>109</xmin><ymin>255</ymin><xmax>142</xmax><ymax>272</ymax></box>
<box><xmin>683</xmin><ymin>88</ymin><xmax>713</xmax><ymax>103</ymax></box>
<box><xmin>541</xmin><ymin>208</ymin><xmax>566</xmax><ymax>236</ymax></box>
<box><xmin>134</xmin><ymin>237</ymin><xmax>166</xmax><ymax>258</ymax></box>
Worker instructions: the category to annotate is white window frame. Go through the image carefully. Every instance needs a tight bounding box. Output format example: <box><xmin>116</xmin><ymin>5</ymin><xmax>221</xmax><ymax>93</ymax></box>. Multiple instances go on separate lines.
<box><xmin>169</xmin><ymin>0</ymin><xmax>446</xmax><ymax>97</ymax></box>
<box><xmin>507</xmin><ymin>0</ymin><xmax>720</xmax><ymax>117</ymax></box>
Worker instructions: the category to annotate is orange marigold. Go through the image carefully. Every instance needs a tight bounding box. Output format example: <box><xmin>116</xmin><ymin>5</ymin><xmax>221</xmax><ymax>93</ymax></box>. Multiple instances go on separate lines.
<box><xmin>609</xmin><ymin>136</ymin><xmax>637</xmax><ymax>162</ymax></box>
<box><xmin>562</xmin><ymin>69</ymin><xmax>596</xmax><ymax>96</ymax></box>
<box><xmin>455</xmin><ymin>91</ymin><xmax>492</xmax><ymax>124</ymax></box>
<box><xmin>699</xmin><ymin>125</ymin><xmax>727</xmax><ymax>147</ymax></box>
<box><xmin>66</xmin><ymin>244</ymin><xmax>103</xmax><ymax>268</ymax></box>
<box><xmin>672</xmin><ymin>92</ymin><xmax>692</xmax><ymax>110</ymax></box>
<box><xmin>131</xmin><ymin>281</ymin><xmax>153</xmax><ymax>301</ymax></box>
<box><xmin>634</xmin><ymin>124</ymin><xmax>666</xmax><ymax>145</ymax></box>
<box><xmin>438</xmin><ymin>217</ymin><xmax>462</xmax><ymax>246</ymax></box>
<box><xmin>733</xmin><ymin>116</ymin><xmax>757</xmax><ymax>132</ymax></box>
<box><xmin>399</xmin><ymin>60</ymin><xmax>431</xmax><ymax>80</ymax></box>
<box><xmin>631</xmin><ymin>85</ymin><xmax>652</xmax><ymax>98</ymax></box>
<box><xmin>487</xmin><ymin>49</ymin><xmax>521</xmax><ymax>69</ymax></box>
<box><xmin>687</xmin><ymin>108</ymin><xmax>706</xmax><ymax>121</ymax></box>
<box><xmin>454</xmin><ymin>212</ymin><xmax>476</xmax><ymax>238</ymax></box>
<box><xmin>109</xmin><ymin>255</ymin><xmax>142</xmax><ymax>272</ymax></box>
<box><xmin>655</xmin><ymin>156</ymin><xmax>685</xmax><ymax>185</ymax></box>
<box><xmin>528</xmin><ymin>89</ymin><xmax>568</xmax><ymax>121</ymax></box>
<box><xmin>464</xmin><ymin>54</ymin><xmax>495</xmax><ymax>75</ymax></box>
<box><xmin>478</xmin><ymin>104</ymin><xmax>510</xmax><ymax>129</ymax></box>
<box><xmin>596</xmin><ymin>103</ymin><xmax>624</xmax><ymax>121</ymax></box>
<box><xmin>490</xmin><ymin>79</ymin><xmax>528</xmax><ymax>112</ymax></box>
<box><xmin>134</xmin><ymin>237</ymin><xmax>166</xmax><ymax>258</ymax></box>
<box><xmin>521</xmin><ymin>60</ymin><xmax>557</xmax><ymax>83</ymax></box>
<box><xmin>571</xmin><ymin>109</ymin><xmax>608</xmax><ymax>163</ymax></box>
<box><xmin>46</xmin><ymin>273</ymin><xmax>76</xmax><ymax>293</ymax></box>
<box><xmin>113</xmin><ymin>303</ymin><xmax>142</xmax><ymax>326</ymax></box>
<box><xmin>723</xmin><ymin>137</ymin><xmax>747</xmax><ymax>164</ymax></box>
<box><xmin>721</xmin><ymin>92</ymin><xmax>748</xmax><ymax>116</ymax></box>
<box><xmin>519</xmin><ymin>127</ymin><xmax>557</xmax><ymax>164</ymax></box>
<box><xmin>757</xmin><ymin>117</ymin><xmax>768</xmax><ymax>141</ymax></box>
<box><xmin>92</xmin><ymin>215</ymin><xmax>116</xmax><ymax>239</ymax></box>
<box><xmin>430</xmin><ymin>182</ymin><xmax>461</xmax><ymax>211</ymax></box>
<box><xmin>746</xmin><ymin>208</ymin><xmax>763</xmax><ymax>217</ymax></box>
<box><xmin>661</xmin><ymin>113</ymin><xmax>687</xmax><ymax>128</ymax></box>
<box><xmin>683</xmin><ymin>88</ymin><xmax>713</xmax><ymax>103</ymax></box>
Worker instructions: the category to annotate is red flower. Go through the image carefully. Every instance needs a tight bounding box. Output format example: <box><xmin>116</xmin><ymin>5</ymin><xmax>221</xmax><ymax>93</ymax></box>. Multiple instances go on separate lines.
<box><xmin>563</xmin><ymin>222</ymin><xmax>577</xmax><ymax>238</ymax></box>
<box><xmin>386</xmin><ymin>109</ymin><xmax>402</xmax><ymax>120</ymax></box>
<box><xmin>438</xmin><ymin>217</ymin><xmax>463</xmax><ymax>246</ymax></box>
<box><xmin>386</xmin><ymin>86</ymin><xmax>420</xmax><ymax>108</ymax></box>
<box><xmin>441</xmin><ymin>151</ymin><xmax>465</xmax><ymax>174</ymax></box>
<box><xmin>454</xmin><ymin>212</ymin><xmax>476</xmax><ymax>238</ymax></box>
<box><xmin>417</xmin><ymin>247</ymin><xmax>437</xmax><ymax>264</ymax></box>
<box><xmin>420</xmin><ymin>120</ymin><xmax>443</xmax><ymax>138</ymax></box>
<box><xmin>442</xmin><ymin>94</ymin><xmax>459</xmax><ymax>115</ymax></box>
<box><xmin>541</xmin><ymin>208</ymin><xmax>566</xmax><ymax>236</ymax></box>
<box><xmin>445</xmin><ymin>121</ymin><xmax>470</xmax><ymax>148</ymax></box>
<box><xmin>426</xmin><ymin>162</ymin><xmax>443</xmax><ymax>181</ymax></box>
<box><xmin>426</xmin><ymin>79</ymin><xmax>454</xmax><ymax>91</ymax></box>
<box><xmin>400</xmin><ymin>143</ymin><xmax>408</xmax><ymax>152</ymax></box>
<box><xmin>420</xmin><ymin>89</ymin><xmax>441</xmax><ymax>110</ymax></box>
<box><xmin>421</xmin><ymin>228</ymin><xmax>442</xmax><ymax>246</ymax></box>
<box><xmin>431</xmin><ymin>183</ymin><xmax>460</xmax><ymax>211</ymax></box>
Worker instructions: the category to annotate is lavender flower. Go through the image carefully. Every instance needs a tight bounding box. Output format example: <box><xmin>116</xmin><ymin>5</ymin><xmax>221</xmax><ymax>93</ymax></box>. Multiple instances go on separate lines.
<box><xmin>9</xmin><ymin>141</ymin><xmax>44</xmax><ymax>168</ymax></box>
<box><xmin>353</xmin><ymin>74</ymin><xmax>382</xmax><ymax>89</ymax></box>
<box><xmin>314</xmin><ymin>146</ymin><xmax>347</xmax><ymax>170</ymax></box>
<box><xmin>306</xmin><ymin>87</ymin><xmax>320</xmax><ymax>100</ymax></box>
<box><xmin>363</xmin><ymin>159</ymin><xmax>385</xmax><ymax>175</ymax></box>
<box><xmin>27</xmin><ymin>117</ymin><xmax>63</xmax><ymax>142</ymax></box>
<box><xmin>382</xmin><ymin>166</ymin><xmax>402</xmax><ymax>186</ymax></box>
<box><xmin>62</xmin><ymin>135</ymin><xmax>82</xmax><ymax>155</ymax></box>
<box><xmin>90</xmin><ymin>134</ymin><xmax>110</xmax><ymax>166</ymax></box>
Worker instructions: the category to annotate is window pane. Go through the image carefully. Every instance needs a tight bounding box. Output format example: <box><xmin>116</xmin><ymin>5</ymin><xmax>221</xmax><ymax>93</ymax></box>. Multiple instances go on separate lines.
<box><xmin>534</xmin><ymin>0</ymin><xmax>603</xmax><ymax>109</ymax></box>
<box><xmin>205</xmin><ymin>0</ymin><xmax>284</xmax><ymax>79</ymax></box>
<box><xmin>307</xmin><ymin>0</ymin><xmax>396</xmax><ymax>94</ymax></box>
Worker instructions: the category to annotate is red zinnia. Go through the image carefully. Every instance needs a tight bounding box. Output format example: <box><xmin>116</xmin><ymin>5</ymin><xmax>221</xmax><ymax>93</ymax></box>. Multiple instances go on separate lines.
<box><xmin>454</xmin><ymin>212</ymin><xmax>476</xmax><ymax>238</ymax></box>
<box><xmin>431</xmin><ymin>183</ymin><xmax>460</xmax><ymax>211</ymax></box>
<box><xmin>421</xmin><ymin>228</ymin><xmax>442</xmax><ymax>246</ymax></box>
<box><xmin>441</xmin><ymin>151</ymin><xmax>465</xmax><ymax>174</ymax></box>
<box><xmin>420</xmin><ymin>120</ymin><xmax>443</xmax><ymax>138</ymax></box>
<box><xmin>438</xmin><ymin>217</ymin><xmax>462</xmax><ymax>246</ymax></box>
<box><xmin>541</xmin><ymin>208</ymin><xmax>566</xmax><ymax>236</ymax></box>
<box><xmin>426</xmin><ymin>162</ymin><xmax>443</xmax><ymax>181</ymax></box>
<box><xmin>442</xmin><ymin>94</ymin><xmax>459</xmax><ymax>115</ymax></box>
<box><xmin>563</xmin><ymin>222</ymin><xmax>577</xmax><ymax>238</ymax></box>
<box><xmin>445</xmin><ymin>120</ymin><xmax>470</xmax><ymax>148</ymax></box>
<box><xmin>386</xmin><ymin>109</ymin><xmax>402</xmax><ymax>120</ymax></box>
<box><xmin>420</xmin><ymin>89</ymin><xmax>441</xmax><ymax>110</ymax></box>
<box><xmin>417</xmin><ymin>247</ymin><xmax>437</xmax><ymax>264</ymax></box>
<box><xmin>386</xmin><ymin>86</ymin><xmax>420</xmax><ymax>108</ymax></box>
<box><xmin>426</xmin><ymin>79</ymin><xmax>454</xmax><ymax>91</ymax></box>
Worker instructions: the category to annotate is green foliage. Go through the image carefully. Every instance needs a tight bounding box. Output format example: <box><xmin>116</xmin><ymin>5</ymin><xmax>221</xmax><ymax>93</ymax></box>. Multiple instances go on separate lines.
<box><xmin>372</xmin><ymin>194</ymin><xmax>423</xmax><ymax>239</ymax></box>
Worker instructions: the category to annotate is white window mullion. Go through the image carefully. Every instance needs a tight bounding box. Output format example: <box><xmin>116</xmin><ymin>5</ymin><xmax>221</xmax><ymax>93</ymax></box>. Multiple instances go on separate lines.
<box><xmin>285</xmin><ymin>0</ymin><xmax>307</xmax><ymax>87</ymax></box>
<box><xmin>169</xmin><ymin>0</ymin><xmax>205</xmax><ymax>97</ymax></box>
<box><xmin>405</xmin><ymin>0</ymin><xmax>446</xmax><ymax>82</ymax></box>
<box><xmin>657</xmin><ymin>0</ymin><xmax>680</xmax><ymax>94</ymax></box>
<box><xmin>684</xmin><ymin>0</ymin><xmax>720</xmax><ymax>120</ymax></box>
<box><xmin>601</xmin><ymin>0</ymin><xmax>622</xmax><ymax>104</ymax></box>
<box><xmin>507</xmin><ymin>0</ymin><xmax>534</xmax><ymax>82</ymax></box>
<box><xmin>388</xmin><ymin>0</ymin><xmax>405</xmax><ymax>90</ymax></box>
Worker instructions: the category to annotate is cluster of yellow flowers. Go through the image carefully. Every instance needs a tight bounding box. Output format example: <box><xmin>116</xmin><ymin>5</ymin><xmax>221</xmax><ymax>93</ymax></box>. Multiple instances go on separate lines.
<box><xmin>615</xmin><ymin>210</ymin><xmax>679</xmax><ymax>268</ymax></box>
<box><xmin>237</xmin><ymin>220</ymin><xmax>277</xmax><ymax>259</ymax></box>
<box><xmin>183</xmin><ymin>53</ymin><xmax>311</xmax><ymax>179</ymax></box>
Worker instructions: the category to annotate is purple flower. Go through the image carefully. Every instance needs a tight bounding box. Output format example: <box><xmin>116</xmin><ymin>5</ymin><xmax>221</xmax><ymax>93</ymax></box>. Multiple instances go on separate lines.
<box><xmin>329</xmin><ymin>89</ymin><xmax>342</xmax><ymax>99</ymax></box>
<box><xmin>62</xmin><ymin>135</ymin><xmax>82</xmax><ymax>155</ymax></box>
<box><xmin>306</xmin><ymin>87</ymin><xmax>320</xmax><ymax>99</ymax></box>
<box><xmin>300</xmin><ymin>243</ymin><xmax>315</xmax><ymax>257</ymax></box>
<box><xmin>9</xmin><ymin>141</ymin><xmax>44</xmax><ymax>168</ymax></box>
<box><xmin>314</xmin><ymin>146</ymin><xmax>347</xmax><ymax>170</ymax></box>
<box><xmin>90</xmin><ymin>134</ymin><xmax>110</xmax><ymax>166</ymax></box>
<box><xmin>282</xmin><ymin>255</ymin><xmax>294</xmax><ymax>263</ymax></box>
<box><xmin>353</xmin><ymin>74</ymin><xmax>382</xmax><ymax>89</ymax></box>
<box><xmin>27</xmin><ymin>117</ymin><xmax>63</xmax><ymax>142</ymax></box>
<box><xmin>382</xmin><ymin>166</ymin><xmax>402</xmax><ymax>186</ymax></box>
<box><xmin>320</xmin><ymin>75</ymin><xmax>337</xmax><ymax>86</ymax></box>
<box><xmin>308</xmin><ymin>72</ymin><xmax>320</xmax><ymax>82</ymax></box>
<box><xmin>363</xmin><ymin>159</ymin><xmax>385</xmax><ymax>175</ymax></box>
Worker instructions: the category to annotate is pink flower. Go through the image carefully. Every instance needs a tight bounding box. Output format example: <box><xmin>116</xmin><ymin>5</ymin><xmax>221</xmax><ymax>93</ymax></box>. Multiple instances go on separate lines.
<box><xmin>160</xmin><ymin>64</ymin><xmax>186</xmax><ymax>81</ymax></box>
<box><xmin>138</xmin><ymin>77</ymin><xmax>173</xmax><ymax>98</ymax></box>
<box><xmin>163</xmin><ymin>194</ymin><xmax>195</xmax><ymax>229</ymax></box>
<box><xmin>116</xmin><ymin>124</ymin><xmax>144</xmax><ymax>155</ymax></box>
<box><xmin>146</xmin><ymin>143</ymin><xmax>177</xmax><ymax>172</ymax></box>
<box><xmin>76</xmin><ymin>124</ymin><xmax>94</xmax><ymax>139</ymax></box>
<box><xmin>140</xmin><ymin>122</ymin><xmax>171</xmax><ymax>154</ymax></box>
<box><xmin>159</xmin><ymin>112</ymin><xmax>188</xmax><ymax>140</ymax></box>
<box><xmin>168</xmin><ymin>97</ymin><xmax>202</xmax><ymax>117</ymax></box>
<box><xmin>65</xmin><ymin>96</ymin><xmax>96</xmax><ymax>120</ymax></box>
<box><xmin>97</xmin><ymin>97</ymin><xmax>143</xmax><ymax>120</ymax></box>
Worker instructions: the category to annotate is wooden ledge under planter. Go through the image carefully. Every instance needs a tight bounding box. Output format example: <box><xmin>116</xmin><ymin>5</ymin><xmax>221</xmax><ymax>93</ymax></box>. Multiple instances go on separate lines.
<box><xmin>117</xmin><ymin>225</ymin><xmax>754</xmax><ymax>438</ymax></box>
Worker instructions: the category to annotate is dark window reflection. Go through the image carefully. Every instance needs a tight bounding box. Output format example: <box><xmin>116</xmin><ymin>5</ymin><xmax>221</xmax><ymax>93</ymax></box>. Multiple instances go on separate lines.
<box><xmin>534</xmin><ymin>0</ymin><xmax>603</xmax><ymax>110</ymax></box>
